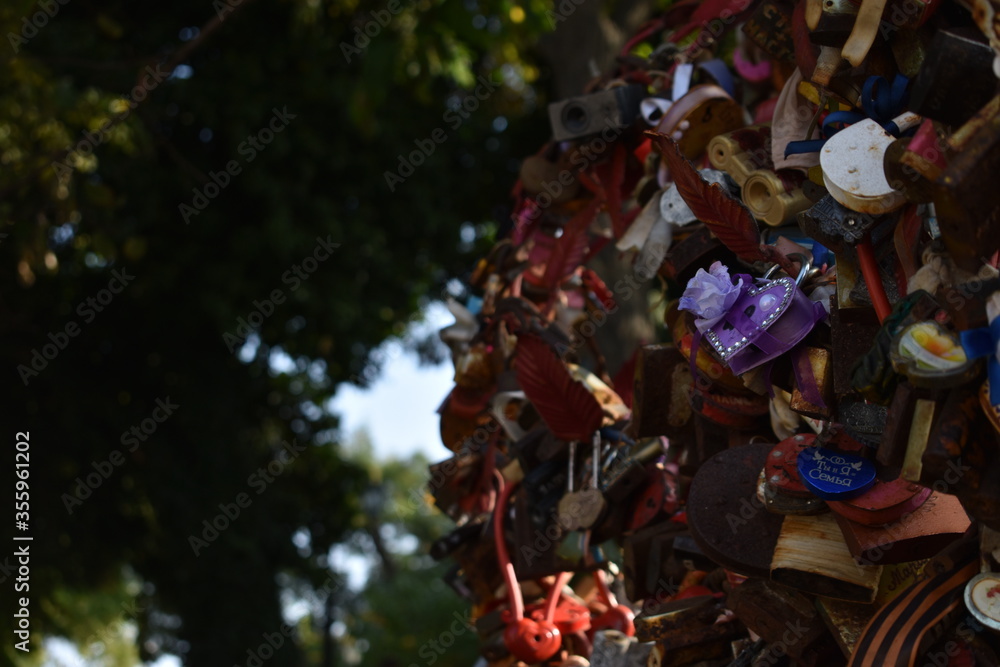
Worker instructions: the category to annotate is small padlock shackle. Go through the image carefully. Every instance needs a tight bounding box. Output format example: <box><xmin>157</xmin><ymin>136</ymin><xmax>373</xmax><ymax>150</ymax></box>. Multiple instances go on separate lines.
<box><xmin>762</xmin><ymin>252</ymin><xmax>813</xmax><ymax>286</ymax></box>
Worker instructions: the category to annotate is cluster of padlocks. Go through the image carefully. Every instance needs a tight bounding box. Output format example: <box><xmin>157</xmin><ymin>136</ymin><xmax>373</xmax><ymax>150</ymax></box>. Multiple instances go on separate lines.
<box><xmin>426</xmin><ymin>0</ymin><xmax>1000</xmax><ymax>664</ymax></box>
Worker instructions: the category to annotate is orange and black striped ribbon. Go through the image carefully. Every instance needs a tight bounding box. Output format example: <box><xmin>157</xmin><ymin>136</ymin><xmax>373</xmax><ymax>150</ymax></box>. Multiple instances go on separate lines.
<box><xmin>848</xmin><ymin>555</ymin><xmax>978</xmax><ymax>667</ymax></box>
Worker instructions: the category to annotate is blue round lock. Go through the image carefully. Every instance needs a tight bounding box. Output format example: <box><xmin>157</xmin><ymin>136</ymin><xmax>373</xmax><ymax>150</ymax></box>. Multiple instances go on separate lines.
<box><xmin>796</xmin><ymin>447</ymin><xmax>876</xmax><ymax>501</ymax></box>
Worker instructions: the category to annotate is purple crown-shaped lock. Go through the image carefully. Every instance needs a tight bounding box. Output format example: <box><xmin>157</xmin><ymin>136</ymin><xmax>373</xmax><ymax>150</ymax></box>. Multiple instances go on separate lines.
<box><xmin>703</xmin><ymin>277</ymin><xmax>825</xmax><ymax>375</ymax></box>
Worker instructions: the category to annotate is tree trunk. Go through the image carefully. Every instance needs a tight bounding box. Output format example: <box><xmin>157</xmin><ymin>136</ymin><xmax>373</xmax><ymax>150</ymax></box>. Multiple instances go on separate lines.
<box><xmin>536</xmin><ymin>0</ymin><xmax>658</xmax><ymax>376</ymax></box>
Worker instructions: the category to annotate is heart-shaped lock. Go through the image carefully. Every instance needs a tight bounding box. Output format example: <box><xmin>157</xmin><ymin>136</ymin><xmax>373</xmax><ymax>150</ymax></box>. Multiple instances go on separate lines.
<box><xmin>796</xmin><ymin>446</ymin><xmax>876</xmax><ymax>500</ymax></box>
<box><xmin>700</xmin><ymin>274</ymin><xmax>826</xmax><ymax>376</ymax></box>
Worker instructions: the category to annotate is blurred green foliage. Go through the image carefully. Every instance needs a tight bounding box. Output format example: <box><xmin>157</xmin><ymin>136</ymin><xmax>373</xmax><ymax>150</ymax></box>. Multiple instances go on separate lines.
<box><xmin>0</xmin><ymin>0</ymin><xmax>552</xmax><ymax>664</ymax></box>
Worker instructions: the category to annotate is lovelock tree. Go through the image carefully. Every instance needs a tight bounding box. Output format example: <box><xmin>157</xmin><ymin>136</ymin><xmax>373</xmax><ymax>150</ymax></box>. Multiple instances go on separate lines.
<box><xmin>0</xmin><ymin>0</ymin><xmax>652</xmax><ymax>664</ymax></box>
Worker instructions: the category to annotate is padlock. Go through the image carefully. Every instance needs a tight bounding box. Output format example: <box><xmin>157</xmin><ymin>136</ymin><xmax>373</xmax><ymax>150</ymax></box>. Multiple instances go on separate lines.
<box><xmin>519</xmin><ymin>154</ymin><xmax>580</xmax><ymax>205</ymax></box>
<box><xmin>448</xmin><ymin>536</ymin><xmax>503</xmax><ymax>604</ymax></box>
<box><xmin>660</xmin><ymin>225</ymin><xmax>739</xmax><ymax>287</ymax></box>
<box><xmin>798</xmin><ymin>197</ymin><xmax>900</xmax><ymax>317</ymax></box>
<box><xmin>742</xmin><ymin>168</ymin><xmax>812</xmax><ymax>227</ymax></box>
<box><xmin>428</xmin><ymin>451</ymin><xmax>484</xmax><ymax>521</ymax></box>
<box><xmin>555</xmin><ymin>529</ymin><xmax>589</xmax><ymax>564</ymax></box>
<box><xmin>878</xmin><ymin>380</ymin><xmax>920</xmax><ymax>467</ymax></box>
<box><xmin>621</xmin><ymin>520</ymin><xmax>686</xmax><ymax>603</ymax></box>
<box><xmin>887</xmin><ymin>120</ymin><xmax>952</xmax><ymax>207</ymax></box>
<box><xmin>742</xmin><ymin>0</ymin><xmax>797</xmax><ymax>63</ymax></box>
<box><xmin>830</xmin><ymin>293</ymin><xmax>881</xmax><ymax>395</ymax></box>
<box><xmin>600</xmin><ymin>438</ymin><xmax>665</xmax><ymax>504</ymax></box>
<box><xmin>707</xmin><ymin>125</ymin><xmax>773</xmax><ymax>187</ymax></box>
<box><xmin>917</xmin><ymin>381</ymin><xmax>991</xmax><ymax>493</ymax></box>
<box><xmin>814</xmin><ymin>596</ymin><xmax>878</xmax><ymax>659</ymax></box>
<box><xmin>821</xmin><ymin>112</ymin><xmax>923</xmax><ymax>216</ymax></box>
<box><xmin>825</xmin><ymin>476</ymin><xmax>930</xmax><ymax>527</ymax></box>
<box><xmin>627</xmin><ymin>463</ymin><xmax>680</xmax><ymax>531</ymax></box>
<box><xmin>687</xmin><ymin>442</ymin><xmax>785</xmax><ymax>578</ymax></box>
<box><xmin>877</xmin><ymin>319</ymin><xmax>985</xmax><ymax>490</ymax></box>
<box><xmin>957</xmin><ymin>453</ymin><xmax>1000</xmax><ymax>532</ymax></box>
<box><xmin>688</xmin><ymin>380</ymin><xmax>771</xmax><ymax>434</ymax></box>
<box><xmin>658</xmin><ymin>169</ymin><xmax>731</xmax><ymax>227</ymax></box>
<box><xmin>770</xmin><ymin>512</ymin><xmax>884</xmax><ymax>602</ymax></box>
<box><xmin>788</xmin><ymin>346</ymin><xmax>835</xmax><ymax>419</ymax></box>
<box><xmin>510</xmin><ymin>425</ymin><xmax>563</xmax><ymax>474</ymax></box>
<box><xmin>548</xmin><ymin>85</ymin><xmax>646</xmax><ymax>142</ymax></box>
<box><xmin>642</xmin><ymin>596</ymin><xmax>745</xmax><ymax>667</ymax></box>
<box><xmin>557</xmin><ymin>436</ymin><xmax>609</xmax><ymax>531</ymax></box>
<box><xmin>670</xmin><ymin>534</ymin><xmax>718</xmax><ymax>575</ymax></box>
<box><xmin>727</xmin><ymin>578</ymin><xmax>838</xmax><ymax>662</ymax></box>
<box><xmin>809</xmin><ymin>0</ymin><xmax>860</xmax><ymax>46</ymax></box>
<box><xmin>588</xmin><ymin>569</ymin><xmax>636</xmax><ymax>638</ymax></box>
<box><xmin>833</xmin><ymin>489</ymin><xmax>971</xmax><ymax>565</ymax></box>
<box><xmin>634</xmin><ymin>594</ymin><xmax>737</xmax><ymax>643</ymax></box>
<box><xmin>515</xmin><ymin>464</ymin><xmax>578</xmax><ymax>579</ymax></box>
<box><xmin>835</xmin><ymin>395</ymin><xmax>889</xmax><ymax>449</ymax></box>
<box><xmin>908</xmin><ymin>27</ymin><xmax>999</xmax><ymax>128</ymax></box>
<box><xmin>630</xmin><ymin>345</ymin><xmax>694</xmax><ymax>439</ymax></box>
<box><xmin>933</xmin><ymin>94</ymin><xmax>1000</xmax><ymax>273</ymax></box>
<box><xmin>761</xmin><ymin>434</ymin><xmax>829</xmax><ymax>515</ymax></box>
<box><xmin>850</xmin><ymin>289</ymin><xmax>948</xmax><ymax>404</ymax></box>
<box><xmin>590</xmin><ymin>630</ymin><xmax>630</xmax><ymax>667</ymax></box>
<box><xmin>493</xmin><ymin>481</ymin><xmax>567</xmax><ymax>663</ymax></box>
<box><xmin>874</xmin><ymin>559</ymin><xmax>931</xmax><ymax>606</ymax></box>
<box><xmin>440</xmin><ymin>384</ymin><xmax>495</xmax><ymax>453</ymax></box>
<box><xmin>795</xmin><ymin>443</ymin><xmax>877</xmax><ymax>501</ymax></box>
<box><xmin>431</xmin><ymin>519</ymin><xmax>488</xmax><ymax>561</ymax></box>
<box><xmin>654</xmin><ymin>85</ymin><xmax>746</xmax><ymax>160</ymax></box>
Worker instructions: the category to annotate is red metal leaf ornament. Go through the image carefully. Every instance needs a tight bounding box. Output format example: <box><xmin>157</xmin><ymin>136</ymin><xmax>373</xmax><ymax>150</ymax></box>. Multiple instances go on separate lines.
<box><xmin>650</xmin><ymin>132</ymin><xmax>798</xmax><ymax>276</ymax></box>
<box><xmin>539</xmin><ymin>198</ymin><xmax>601</xmax><ymax>289</ymax></box>
<box><xmin>514</xmin><ymin>333</ymin><xmax>603</xmax><ymax>441</ymax></box>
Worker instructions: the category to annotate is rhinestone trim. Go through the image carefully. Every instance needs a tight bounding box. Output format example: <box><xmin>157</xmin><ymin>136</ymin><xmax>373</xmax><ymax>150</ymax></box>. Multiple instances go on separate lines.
<box><xmin>704</xmin><ymin>278</ymin><xmax>795</xmax><ymax>360</ymax></box>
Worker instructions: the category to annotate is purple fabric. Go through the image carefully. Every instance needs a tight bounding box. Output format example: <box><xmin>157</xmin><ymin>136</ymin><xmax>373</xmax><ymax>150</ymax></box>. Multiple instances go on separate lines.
<box><xmin>708</xmin><ymin>277</ymin><xmax>826</xmax><ymax>376</ymax></box>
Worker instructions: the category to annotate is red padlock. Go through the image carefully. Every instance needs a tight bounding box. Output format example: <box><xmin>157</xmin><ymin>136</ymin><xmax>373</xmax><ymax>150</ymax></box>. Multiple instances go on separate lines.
<box><xmin>494</xmin><ymin>479</ymin><xmax>564</xmax><ymax>663</ymax></box>
<box><xmin>589</xmin><ymin>569</ymin><xmax>636</xmax><ymax>638</ymax></box>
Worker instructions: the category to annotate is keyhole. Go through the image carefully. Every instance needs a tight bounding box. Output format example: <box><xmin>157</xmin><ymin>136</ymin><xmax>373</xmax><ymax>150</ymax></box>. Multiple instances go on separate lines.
<box><xmin>723</xmin><ymin>320</ymin><xmax>734</xmax><ymax>331</ymax></box>
<box><xmin>744</xmin><ymin>305</ymin><xmax>756</xmax><ymax>318</ymax></box>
